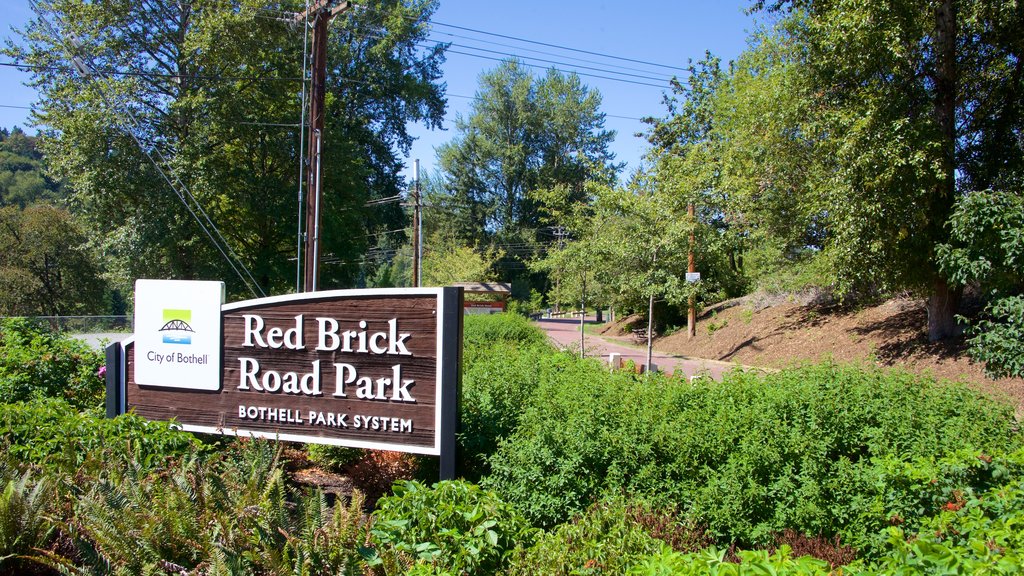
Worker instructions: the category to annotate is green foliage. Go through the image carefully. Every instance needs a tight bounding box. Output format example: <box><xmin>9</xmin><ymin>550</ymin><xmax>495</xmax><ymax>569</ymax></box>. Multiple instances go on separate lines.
<box><xmin>462</xmin><ymin>312</ymin><xmax>547</xmax><ymax>354</ymax></box>
<box><xmin>964</xmin><ymin>295</ymin><xmax>1024</xmax><ymax>379</ymax></box>
<box><xmin>937</xmin><ymin>190</ymin><xmax>1024</xmax><ymax>377</ymax></box>
<box><xmin>506</xmin><ymin>496</ymin><xmax>707</xmax><ymax>575</ymax></box>
<box><xmin>857</xmin><ymin>449</ymin><xmax>1024</xmax><ymax>574</ymax></box>
<box><xmin>10</xmin><ymin>0</ymin><xmax>446</xmax><ymax>296</ymax></box>
<box><xmin>0</xmin><ymin>465</ymin><xmax>53</xmax><ymax>571</ymax></box>
<box><xmin>59</xmin><ymin>440</ymin><xmax>370</xmax><ymax>575</ymax></box>
<box><xmin>306</xmin><ymin>443</ymin><xmax>364</xmax><ymax>472</ymax></box>
<box><xmin>422</xmin><ymin>234</ymin><xmax>505</xmax><ymax>288</ymax></box>
<box><xmin>366</xmin><ymin>479</ymin><xmax>536</xmax><ymax>575</ymax></box>
<box><xmin>628</xmin><ymin>546</ymin><xmax>832</xmax><ymax>576</ymax></box>
<box><xmin>0</xmin><ymin>398</ymin><xmax>200</xmax><ymax>474</ymax></box>
<box><xmin>705</xmin><ymin>311</ymin><xmax>727</xmax><ymax>335</ymax></box>
<box><xmin>460</xmin><ymin>341</ymin><xmax>548</xmax><ymax>479</ymax></box>
<box><xmin>0</xmin><ymin>204</ymin><xmax>106</xmax><ymax>316</ymax></box>
<box><xmin>483</xmin><ymin>356</ymin><xmax>1020</xmax><ymax>556</ymax></box>
<box><xmin>436</xmin><ymin>59</ymin><xmax>617</xmax><ymax>244</ymax></box>
<box><xmin>0</xmin><ymin>318</ymin><xmax>105</xmax><ymax>409</ymax></box>
<box><xmin>0</xmin><ymin>127</ymin><xmax>61</xmax><ymax>208</ymax></box>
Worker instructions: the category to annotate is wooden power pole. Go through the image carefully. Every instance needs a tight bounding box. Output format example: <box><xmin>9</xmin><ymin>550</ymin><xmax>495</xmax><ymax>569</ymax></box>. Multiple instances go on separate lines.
<box><xmin>298</xmin><ymin>0</ymin><xmax>351</xmax><ymax>292</ymax></box>
<box><xmin>412</xmin><ymin>159</ymin><xmax>421</xmax><ymax>287</ymax></box>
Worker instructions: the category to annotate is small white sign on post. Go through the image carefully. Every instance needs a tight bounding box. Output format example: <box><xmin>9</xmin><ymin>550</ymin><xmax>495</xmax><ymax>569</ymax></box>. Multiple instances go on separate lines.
<box><xmin>133</xmin><ymin>279</ymin><xmax>225</xmax><ymax>390</ymax></box>
<box><xmin>685</xmin><ymin>272</ymin><xmax>701</xmax><ymax>283</ymax></box>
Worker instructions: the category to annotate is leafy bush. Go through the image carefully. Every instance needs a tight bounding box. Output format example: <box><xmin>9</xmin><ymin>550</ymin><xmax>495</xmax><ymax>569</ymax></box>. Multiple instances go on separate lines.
<box><xmin>936</xmin><ymin>190</ymin><xmax>1024</xmax><ymax>378</ymax></box>
<box><xmin>963</xmin><ymin>295</ymin><xmax>1024</xmax><ymax>379</ymax></box>
<box><xmin>506</xmin><ymin>496</ymin><xmax>710</xmax><ymax>575</ymax></box>
<box><xmin>306</xmin><ymin>443</ymin><xmax>364</xmax><ymax>471</ymax></box>
<box><xmin>366</xmin><ymin>480</ymin><xmax>535</xmax><ymax>575</ymax></box>
<box><xmin>861</xmin><ymin>449</ymin><xmax>1024</xmax><ymax>574</ymax></box>
<box><xmin>456</xmin><ymin>313</ymin><xmax>552</xmax><ymax>480</ymax></box>
<box><xmin>627</xmin><ymin>546</ymin><xmax>833</xmax><ymax>576</ymax></box>
<box><xmin>462</xmin><ymin>313</ymin><xmax>546</xmax><ymax>357</ymax></box>
<box><xmin>483</xmin><ymin>358</ymin><xmax>1021</xmax><ymax>556</ymax></box>
<box><xmin>0</xmin><ymin>398</ymin><xmax>200</xmax><ymax>474</ymax></box>
<box><xmin>0</xmin><ymin>318</ymin><xmax>105</xmax><ymax>410</ymax></box>
<box><xmin>458</xmin><ymin>339</ymin><xmax>551</xmax><ymax>480</ymax></box>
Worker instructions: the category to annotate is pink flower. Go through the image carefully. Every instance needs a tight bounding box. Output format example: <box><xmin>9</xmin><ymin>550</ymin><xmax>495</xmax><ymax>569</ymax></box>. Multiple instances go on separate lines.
<box><xmin>97</xmin><ymin>365</ymin><xmax>107</xmax><ymax>379</ymax></box>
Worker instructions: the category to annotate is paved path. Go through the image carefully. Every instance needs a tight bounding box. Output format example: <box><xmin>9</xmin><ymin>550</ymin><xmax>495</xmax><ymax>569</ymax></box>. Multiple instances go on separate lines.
<box><xmin>70</xmin><ymin>333</ymin><xmax>127</xmax><ymax>350</ymax></box>
<box><xmin>534</xmin><ymin>317</ymin><xmax>742</xmax><ymax>380</ymax></box>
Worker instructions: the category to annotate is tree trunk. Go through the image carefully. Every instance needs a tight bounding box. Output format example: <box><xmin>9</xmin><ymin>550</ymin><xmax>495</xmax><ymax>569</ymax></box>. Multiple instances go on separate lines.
<box><xmin>927</xmin><ymin>276</ymin><xmax>962</xmax><ymax>342</ymax></box>
<box><xmin>927</xmin><ymin>0</ymin><xmax>960</xmax><ymax>342</ymax></box>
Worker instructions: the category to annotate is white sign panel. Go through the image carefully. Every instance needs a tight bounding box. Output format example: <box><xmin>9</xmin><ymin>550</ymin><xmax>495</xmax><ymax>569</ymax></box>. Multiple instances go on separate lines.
<box><xmin>685</xmin><ymin>272</ymin><xmax>701</xmax><ymax>283</ymax></box>
<box><xmin>133</xmin><ymin>279</ymin><xmax>224</xmax><ymax>390</ymax></box>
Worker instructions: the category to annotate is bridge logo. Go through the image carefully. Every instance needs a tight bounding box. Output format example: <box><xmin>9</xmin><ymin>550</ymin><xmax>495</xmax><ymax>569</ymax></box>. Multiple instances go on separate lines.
<box><xmin>159</xmin><ymin>309</ymin><xmax>195</xmax><ymax>345</ymax></box>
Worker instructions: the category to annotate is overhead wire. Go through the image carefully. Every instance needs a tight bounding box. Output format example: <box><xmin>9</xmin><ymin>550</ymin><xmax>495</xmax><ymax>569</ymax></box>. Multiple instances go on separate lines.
<box><xmin>429</xmin><ymin>19</ymin><xmax>692</xmax><ymax>75</ymax></box>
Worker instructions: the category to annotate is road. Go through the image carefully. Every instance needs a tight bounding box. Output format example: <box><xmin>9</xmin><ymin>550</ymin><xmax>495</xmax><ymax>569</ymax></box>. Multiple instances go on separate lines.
<box><xmin>534</xmin><ymin>316</ymin><xmax>741</xmax><ymax>381</ymax></box>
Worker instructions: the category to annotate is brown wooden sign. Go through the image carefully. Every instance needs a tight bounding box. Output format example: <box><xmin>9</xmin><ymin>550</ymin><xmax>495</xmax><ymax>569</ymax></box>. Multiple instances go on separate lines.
<box><xmin>108</xmin><ymin>288</ymin><xmax>463</xmax><ymax>466</ymax></box>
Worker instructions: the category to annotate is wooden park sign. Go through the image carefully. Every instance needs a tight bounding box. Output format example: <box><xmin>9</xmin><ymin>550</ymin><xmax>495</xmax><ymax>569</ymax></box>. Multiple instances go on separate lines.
<box><xmin>106</xmin><ymin>282</ymin><xmax>463</xmax><ymax>478</ymax></box>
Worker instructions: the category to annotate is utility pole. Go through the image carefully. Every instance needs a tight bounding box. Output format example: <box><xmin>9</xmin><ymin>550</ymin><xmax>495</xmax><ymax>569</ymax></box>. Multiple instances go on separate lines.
<box><xmin>298</xmin><ymin>0</ymin><xmax>351</xmax><ymax>292</ymax></box>
<box><xmin>687</xmin><ymin>202</ymin><xmax>697</xmax><ymax>339</ymax></box>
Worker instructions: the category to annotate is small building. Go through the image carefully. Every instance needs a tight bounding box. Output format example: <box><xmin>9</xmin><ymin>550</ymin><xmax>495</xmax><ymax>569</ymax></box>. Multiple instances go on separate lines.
<box><xmin>451</xmin><ymin>282</ymin><xmax>511</xmax><ymax>315</ymax></box>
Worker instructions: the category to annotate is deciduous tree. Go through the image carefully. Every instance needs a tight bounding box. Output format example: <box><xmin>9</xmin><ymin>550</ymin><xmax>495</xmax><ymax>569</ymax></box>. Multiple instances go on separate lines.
<box><xmin>9</xmin><ymin>0</ymin><xmax>446</xmax><ymax>297</ymax></box>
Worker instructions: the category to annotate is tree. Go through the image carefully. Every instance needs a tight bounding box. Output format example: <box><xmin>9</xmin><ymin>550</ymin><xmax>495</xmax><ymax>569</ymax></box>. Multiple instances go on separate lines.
<box><xmin>0</xmin><ymin>204</ymin><xmax>105</xmax><ymax>316</ymax></box>
<box><xmin>746</xmin><ymin>0</ymin><xmax>1024</xmax><ymax>340</ymax></box>
<box><xmin>9</xmin><ymin>0</ymin><xmax>446</xmax><ymax>298</ymax></box>
<box><xmin>589</xmin><ymin>174</ymin><xmax>693</xmax><ymax>371</ymax></box>
<box><xmin>0</xmin><ymin>128</ymin><xmax>61</xmax><ymax>208</ymax></box>
<box><xmin>421</xmin><ymin>233</ymin><xmax>504</xmax><ymax>287</ymax></box>
<box><xmin>435</xmin><ymin>60</ymin><xmax>619</xmax><ymax>248</ymax></box>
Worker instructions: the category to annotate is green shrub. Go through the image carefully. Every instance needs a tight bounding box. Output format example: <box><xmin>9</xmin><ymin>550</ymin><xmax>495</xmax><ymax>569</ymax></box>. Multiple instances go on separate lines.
<box><xmin>307</xmin><ymin>443</ymin><xmax>364</xmax><ymax>471</ymax></box>
<box><xmin>458</xmin><ymin>340</ymin><xmax>552</xmax><ymax>480</ymax></box>
<box><xmin>860</xmin><ymin>449</ymin><xmax>1024</xmax><ymax>574</ymax></box>
<box><xmin>457</xmin><ymin>313</ymin><xmax>553</xmax><ymax>480</ymax></box>
<box><xmin>462</xmin><ymin>313</ymin><xmax>546</xmax><ymax>357</ymax></box>
<box><xmin>936</xmin><ymin>190</ymin><xmax>1024</xmax><ymax>379</ymax></box>
<box><xmin>964</xmin><ymin>295</ymin><xmax>1024</xmax><ymax>379</ymax></box>
<box><xmin>366</xmin><ymin>479</ymin><xmax>535</xmax><ymax>575</ymax></box>
<box><xmin>0</xmin><ymin>318</ymin><xmax>105</xmax><ymax>410</ymax></box>
<box><xmin>483</xmin><ymin>359</ymin><xmax>1021</xmax><ymax>556</ymax></box>
<box><xmin>506</xmin><ymin>496</ymin><xmax>709</xmax><ymax>575</ymax></box>
<box><xmin>628</xmin><ymin>546</ymin><xmax>833</xmax><ymax>576</ymax></box>
<box><xmin>0</xmin><ymin>398</ymin><xmax>200</xmax><ymax>474</ymax></box>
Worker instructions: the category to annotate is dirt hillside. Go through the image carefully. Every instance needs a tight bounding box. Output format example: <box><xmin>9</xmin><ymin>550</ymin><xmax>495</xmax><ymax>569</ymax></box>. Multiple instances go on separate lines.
<box><xmin>603</xmin><ymin>294</ymin><xmax>1024</xmax><ymax>409</ymax></box>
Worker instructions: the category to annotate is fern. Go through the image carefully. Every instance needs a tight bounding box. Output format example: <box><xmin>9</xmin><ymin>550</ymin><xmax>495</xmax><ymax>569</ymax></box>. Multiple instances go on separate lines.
<box><xmin>0</xmin><ymin>467</ymin><xmax>54</xmax><ymax>571</ymax></box>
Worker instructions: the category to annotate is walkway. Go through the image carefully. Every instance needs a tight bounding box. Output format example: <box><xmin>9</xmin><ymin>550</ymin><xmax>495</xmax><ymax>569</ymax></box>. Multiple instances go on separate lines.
<box><xmin>534</xmin><ymin>317</ymin><xmax>741</xmax><ymax>381</ymax></box>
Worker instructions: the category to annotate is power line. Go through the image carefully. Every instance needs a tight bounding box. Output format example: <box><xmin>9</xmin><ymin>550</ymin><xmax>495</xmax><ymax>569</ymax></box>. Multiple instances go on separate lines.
<box><xmin>429</xmin><ymin>39</ymin><xmax>672</xmax><ymax>84</ymax></box>
<box><xmin>440</xmin><ymin>47</ymin><xmax>671</xmax><ymax>90</ymax></box>
<box><xmin>444</xmin><ymin>92</ymin><xmax>643</xmax><ymax>122</ymax></box>
<box><xmin>429</xmin><ymin>20</ymin><xmax>693</xmax><ymax>75</ymax></box>
<box><xmin>0</xmin><ymin>60</ymin><xmax>304</xmax><ymax>83</ymax></box>
<box><xmin>428</xmin><ymin>28</ymin><xmax>687</xmax><ymax>79</ymax></box>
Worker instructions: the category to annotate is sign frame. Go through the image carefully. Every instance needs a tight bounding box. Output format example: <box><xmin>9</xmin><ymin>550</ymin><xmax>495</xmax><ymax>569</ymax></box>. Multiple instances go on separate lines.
<box><xmin>106</xmin><ymin>286</ymin><xmax>463</xmax><ymax>479</ymax></box>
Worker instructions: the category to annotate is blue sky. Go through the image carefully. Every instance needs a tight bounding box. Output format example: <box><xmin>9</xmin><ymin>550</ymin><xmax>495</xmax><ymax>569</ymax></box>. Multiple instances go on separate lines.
<box><xmin>0</xmin><ymin>0</ymin><xmax>759</xmax><ymax>178</ymax></box>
